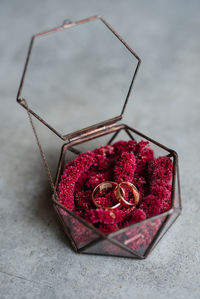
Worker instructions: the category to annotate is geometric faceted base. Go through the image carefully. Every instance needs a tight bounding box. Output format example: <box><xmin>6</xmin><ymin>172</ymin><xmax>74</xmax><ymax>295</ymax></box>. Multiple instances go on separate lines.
<box><xmin>53</xmin><ymin>124</ymin><xmax>182</xmax><ymax>259</ymax></box>
<box><xmin>52</xmin><ymin>123</ymin><xmax>182</xmax><ymax>259</ymax></box>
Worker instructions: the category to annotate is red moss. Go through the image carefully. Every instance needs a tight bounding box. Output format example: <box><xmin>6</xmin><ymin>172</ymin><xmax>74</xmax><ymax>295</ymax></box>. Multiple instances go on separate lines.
<box><xmin>148</xmin><ymin>156</ymin><xmax>173</xmax><ymax>182</ymax></box>
<box><xmin>57</xmin><ymin>140</ymin><xmax>173</xmax><ymax>238</ymax></box>
<box><xmin>120</xmin><ymin>208</ymin><xmax>147</xmax><ymax>228</ymax></box>
<box><xmin>57</xmin><ymin>152</ymin><xmax>95</xmax><ymax>210</ymax></box>
<box><xmin>98</xmin><ymin>224</ymin><xmax>119</xmax><ymax>234</ymax></box>
<box><xmin>114</xmin><ymin>152</ymin><xmax>136</xmax><ymax>183</ymax></box>
<box><xmin>83</xmin><ymin>209</ymin><xmax>125</xmax><ymax>224</ymax></box>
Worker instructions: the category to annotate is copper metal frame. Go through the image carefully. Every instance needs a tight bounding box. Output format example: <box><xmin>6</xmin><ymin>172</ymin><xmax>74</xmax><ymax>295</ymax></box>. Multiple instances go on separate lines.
<box><xmin>17</xmin><ymin>16</ymin><xmax>181</xmax><ymax>259</ymax></box>
<box><xmin>16</xmin><ymin>15</ymin><xmax>141</xmax><ymax>142</ymax></box>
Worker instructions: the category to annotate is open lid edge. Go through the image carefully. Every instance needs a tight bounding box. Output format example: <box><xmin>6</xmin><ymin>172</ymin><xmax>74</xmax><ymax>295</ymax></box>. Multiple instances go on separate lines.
<box><xmin>16</xmin><ymin>15</ymin><xmax>141</xmax><ymax>141</ymax></box>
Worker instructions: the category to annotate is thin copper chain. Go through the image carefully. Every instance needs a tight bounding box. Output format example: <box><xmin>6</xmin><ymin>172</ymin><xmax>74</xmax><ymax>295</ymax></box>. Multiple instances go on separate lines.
<box><xmin>22</xmin><ymin>99</ymin><xmax>56</xmax><ymax>195</ymax></box>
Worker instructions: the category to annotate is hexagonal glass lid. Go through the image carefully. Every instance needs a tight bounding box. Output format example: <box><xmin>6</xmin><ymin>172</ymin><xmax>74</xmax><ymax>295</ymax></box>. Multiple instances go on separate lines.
<box><xmin>17</xmin><ymin>16</ymin><xmax>140</xmax><ymax>140</ymax></box>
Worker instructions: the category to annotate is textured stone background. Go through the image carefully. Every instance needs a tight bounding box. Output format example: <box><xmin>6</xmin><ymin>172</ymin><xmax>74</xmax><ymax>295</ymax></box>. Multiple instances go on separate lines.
<box><xmin>0</xmin><ymin>0</ymin><xmax>200</xmax><ymax>298</ymax></box>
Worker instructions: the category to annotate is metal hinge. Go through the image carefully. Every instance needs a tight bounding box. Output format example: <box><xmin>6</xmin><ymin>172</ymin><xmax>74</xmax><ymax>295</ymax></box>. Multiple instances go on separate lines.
<box><xmin>67</xmin><ymin>121</ymin><xmax>120</xmax><ymax>144</ymax></box>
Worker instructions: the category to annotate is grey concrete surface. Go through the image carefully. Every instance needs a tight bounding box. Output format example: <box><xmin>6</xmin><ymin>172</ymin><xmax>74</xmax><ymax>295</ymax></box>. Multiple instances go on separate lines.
<box><xmin>0</xmin><ymin>0</ymin><xmax>200</xmax><ymax>298</ymax></box>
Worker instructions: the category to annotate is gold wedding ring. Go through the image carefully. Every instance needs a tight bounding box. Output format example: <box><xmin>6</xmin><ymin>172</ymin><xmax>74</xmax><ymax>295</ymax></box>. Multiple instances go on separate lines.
<box><xmin>117</xmin><ymin>181</ymin><xmax>140</xmax><ymax>207</ymax></box>
<box><xmin>92</xmin><ymin>181</ymin><xmax>123</xmax><ymax>210</ymax></box>
<box><xmin>92</xmin><ymin>181</ymin><xmax>140</xmax><ymax>210</ymax></box>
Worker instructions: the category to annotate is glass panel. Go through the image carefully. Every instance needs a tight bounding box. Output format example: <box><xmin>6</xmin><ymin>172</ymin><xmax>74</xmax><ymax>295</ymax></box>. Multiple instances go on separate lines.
<box><xmin>146</xmin><ymin>209</ymin><xmax>181</xmax><ymax>256</ymax></box>
<box><xmin>20</xmin><ymin>19</ymin><xmax>137</xmax><ymax>137</ymax></box>
<box><xmin>111</xmin><ymin>215</ymin><xmax>167</xmax><ymax>258</ymax></box>
<box><xmin>124</xmin><ymin>128</ymin><xmax>171</xmax><ymax>158</ymax></box>
<box><xmin>172</xmin><ymin>162</ymin><xmax>181</xmax><ymax>209</ymax></box>
<box><xmin>82</xmin><ymin>239</ymin><xmax>136</xmax><ymax>258</ymax></box>
<box><xmin>55</xmin><ymin>206</ymin><xmax>100</xmax><ymax>249</ymax></box>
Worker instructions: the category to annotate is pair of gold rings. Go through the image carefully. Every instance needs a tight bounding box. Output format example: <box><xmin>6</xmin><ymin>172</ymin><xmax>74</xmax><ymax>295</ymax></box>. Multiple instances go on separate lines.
<box><xmin>92</xmin><ymin>181</ymin><xmax>140</xmax><ymax>210</ymax></box>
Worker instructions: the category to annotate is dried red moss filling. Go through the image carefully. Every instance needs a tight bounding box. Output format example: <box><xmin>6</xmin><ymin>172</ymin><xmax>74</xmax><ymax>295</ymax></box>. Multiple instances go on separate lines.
<box><xmin>57</xmin><ymin>140</ymin><xmax>173</xmax><ymax>241</ymax></box>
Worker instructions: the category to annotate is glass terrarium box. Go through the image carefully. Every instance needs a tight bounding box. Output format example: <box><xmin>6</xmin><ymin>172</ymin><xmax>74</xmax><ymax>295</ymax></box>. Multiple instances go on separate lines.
<box><xmin>17</xmin><ymin>16</ymin><xmax>181</xmax><ymax>259</ymax></box>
